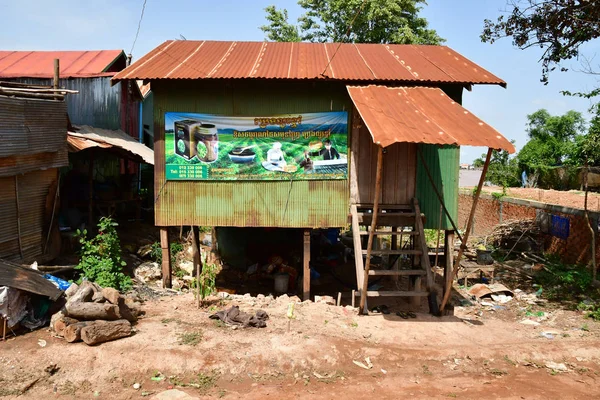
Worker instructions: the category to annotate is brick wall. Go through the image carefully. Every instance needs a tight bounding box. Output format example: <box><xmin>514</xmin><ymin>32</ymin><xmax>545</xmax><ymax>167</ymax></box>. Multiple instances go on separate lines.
<box><xmin>458</xmin><ymin>191</ymin><xmax>599</xmax><ymax>266</ymax></box>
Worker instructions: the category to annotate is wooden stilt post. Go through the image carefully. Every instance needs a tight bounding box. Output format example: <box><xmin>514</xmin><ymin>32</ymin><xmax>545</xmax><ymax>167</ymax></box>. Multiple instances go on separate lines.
<box><xmin>359</xmin><ymin>145</ymin><xmax>384</xmax><ymax>315</ymax></box>
<box><xmin>444</xmin><ymin>230</ymin><xmax>455</xmax><ymax>298</ymax></box>
<box><xmin>303</xmin><ymin>229</ymin><xmax>311</xmax><ymax>301</ymax></box>
<box><xmin>191</xmin><ymin>226</ymin><xmax>201</xmax><ymax>307</ymax></box>
<box><xmin>160</xmin><ymin>228</ymin><xmax>172</xmax><ymax>289</ymax></box>
<box><xmin>439</xmin><ymin>148</ymin><xmax>493</xmax><ymax>313</ymax></box>
<box><xmin>88</xmin><ymin>153</ymin><xmax>94</xmax><ymax>230</ymax></box>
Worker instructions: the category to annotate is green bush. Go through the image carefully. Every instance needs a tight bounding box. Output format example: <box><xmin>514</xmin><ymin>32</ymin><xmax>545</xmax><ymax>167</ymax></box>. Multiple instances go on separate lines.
<box><xmin>75</xmin><ymin>217</ymin><xmax>132</xmax><ymax>292</ymax></box>
<box><xmin>536</xmin><ymin>255</ymin><xmax>593</xmax><ymax>299</ymax></box>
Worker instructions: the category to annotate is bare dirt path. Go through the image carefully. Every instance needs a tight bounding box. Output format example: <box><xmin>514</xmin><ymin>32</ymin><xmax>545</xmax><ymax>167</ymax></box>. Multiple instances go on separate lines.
<box><xmin>1</xmin><ymin>292</ymin><xmax>599</xmax><ymax>399</ymax></box>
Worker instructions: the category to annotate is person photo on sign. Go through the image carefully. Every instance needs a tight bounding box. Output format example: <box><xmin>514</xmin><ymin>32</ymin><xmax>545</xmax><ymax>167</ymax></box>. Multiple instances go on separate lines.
<box><xmin>262</xmin><ymin>141</ymin><xmax>288</xmax><ymax>172</ymax></box>
<box><xmin>308</xmin><ymin>138</ymin><xmax>340</xmax><ymax>160</ymax></box>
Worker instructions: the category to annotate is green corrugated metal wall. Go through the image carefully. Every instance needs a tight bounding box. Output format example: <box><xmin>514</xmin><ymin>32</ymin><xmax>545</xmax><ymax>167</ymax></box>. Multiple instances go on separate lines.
<box><xmin>415</xmin><ymin>144</ymin><xmax>460</xmax><ymax>230</ymax></box>
<box><xmin>153</xmin><ymin>80</ymin><xmax>351</xmax><ymax>228</ymax></box>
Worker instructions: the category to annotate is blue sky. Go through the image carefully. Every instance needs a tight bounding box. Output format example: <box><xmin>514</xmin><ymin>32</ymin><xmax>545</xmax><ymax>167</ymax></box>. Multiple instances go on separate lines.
<box><xmin>2</xmin><ymin>0</ymin><xmax>598</xmax><ymax>162</ymax></box>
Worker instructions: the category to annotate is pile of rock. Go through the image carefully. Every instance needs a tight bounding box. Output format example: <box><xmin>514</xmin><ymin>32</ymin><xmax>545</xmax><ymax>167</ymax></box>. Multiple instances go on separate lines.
<box><xmin>50</xmin><ymin>281</ymin><xmax>142</xmax><ymax>346</ymax></box>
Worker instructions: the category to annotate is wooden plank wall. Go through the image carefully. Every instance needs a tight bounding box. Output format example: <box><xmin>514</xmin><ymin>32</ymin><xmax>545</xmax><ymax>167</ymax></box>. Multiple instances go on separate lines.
<box><xmin>354</xmin><ymin>124</ymin><xmax>416</xmax><ymax>205</ymax></box>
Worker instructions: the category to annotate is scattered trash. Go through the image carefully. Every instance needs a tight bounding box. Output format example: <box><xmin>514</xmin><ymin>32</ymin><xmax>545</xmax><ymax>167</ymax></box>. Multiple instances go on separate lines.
<box><xmin>519</xmin><ymin>319</ymin><xmax>541</xmax><ymax>326</ymax></box>
<box><xmin>540</xmin><ymin>332</ymin><xmax>554</xmax><ymax>340</ymax></box>
<box><xmin>133</xmin><ymin>383</ymin><xmax>141</xmax><ymax>390</ymax></box>
<box><xmin>37</xmin><ymin>339</ymin><xmax>46</xmax><ymax>347</ymax></box>
<box><xmin>209</xmin><ymin>305</ymin><xmax>269</xmax><ymax>328</ymax></box>
<box><xmin>468</xmin><ymin>283</ymin><xmax>513</xmax><ymax>299</ymax></box>
<box><xmin>353</xmin><ymin>357</ymin><xmax>373</xmax><ymax>370</ymax></box>
<box><xmin>314</xmin><ymin>295</ymin><xmax>336</xmax><ymax>306</ymax></box>
<box><xmin>481</xmin><ymin>301</ymin><xmax>494</xmax><ymax>307</ymax></box>
<box><xmin>459</xmin><ymin>299</ymin><xmax>474</xmax><ymax>307</ymax></box>
<box><xmin>381</xmin><ymin>368</ymin><xmax>387</xmax><ymax>374</ymax></box>
<box><xmin>545</xmin><ymin>362</ymin><xmax>568</xmax><ymax>372</ymax></box>
<box><xmin>371</xmin><ymin>305</ymin><xmax>390</xmax><ymax>315</ymax></box>
<box><xmin>493</xmin><ymin>305</ymin><xmax>506</xmax><ymax>311</ymax></box>
<box><xmin>490</xmin><ymin>294</ymin><xmax>513</xmax><ymax>304</ymax></box>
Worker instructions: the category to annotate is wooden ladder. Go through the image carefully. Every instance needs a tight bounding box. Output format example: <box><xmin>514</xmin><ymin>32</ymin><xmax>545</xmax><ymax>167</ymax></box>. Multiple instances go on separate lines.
<box><xmin>351</xmin><ymin>198</ymin><xmax>434</xmax><ymax>313</ymax></box>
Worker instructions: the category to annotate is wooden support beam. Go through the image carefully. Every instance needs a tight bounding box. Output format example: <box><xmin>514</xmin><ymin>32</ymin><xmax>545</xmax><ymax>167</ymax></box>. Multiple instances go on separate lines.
<box><xmin>359</xmin><ymin>145</ymin><xmax>384</xmax><ymax>315</ymax></box>
<box><xmin>303</xmin><ymin>229</ymin><xmax>311</xmax><ymax>301</ymax></box>
<box><xmin>14</xmin><ymin>176</ymin><xmax>23</xmax><ymax>260</ymax></box>
<box><xmin>160</xmin><ymin>228</ymin><xmax>172</xmax><ymax>289</ymax></box>
<box><xmin>191</xmin><ymin>226</ymin><xmax>201</xmax><ymax>308</ymax></box>
<box><xmin>350</xmin><ymin>108</ymin><xmax>361</xmax><ymax>204</ymax></box>
<box><xmin>88</xmin><ymin>154</ymin><xmax>94</xmax><ymax>230</ymax></box>
<box><xmin>439</xmin><ymin>148</ymin><xmax>493</xmax><ymax>313</ymax></box>
<box><xmin>53</xmin><ymin>58</ymin><xmax>60</xmax><ymax>101</ymax></box>
<box><xmin>444</xmin><ymin>230</ymin><xmax>455</xmax><ymax>298</ymax></box>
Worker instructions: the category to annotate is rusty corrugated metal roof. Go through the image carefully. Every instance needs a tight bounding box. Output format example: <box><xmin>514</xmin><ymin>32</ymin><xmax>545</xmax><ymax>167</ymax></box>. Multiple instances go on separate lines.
<box><xmin>0</xmin><ymin>50</ymin><xmax>125</xmax><ymax>79</ymax></box>
<box><xmin>347</xmin><ymin>85</ymin><xmax>515</xmax><ymax>152</ymax></box>
<box><xmin>68</xmin><ymin>125</ymin><xmax>154</xmax><ymax>164</ymax></box>
<box><xmin>112</xmin><ymin>41</ymin><xmax>505</xmax><ymax>86</ymax></box>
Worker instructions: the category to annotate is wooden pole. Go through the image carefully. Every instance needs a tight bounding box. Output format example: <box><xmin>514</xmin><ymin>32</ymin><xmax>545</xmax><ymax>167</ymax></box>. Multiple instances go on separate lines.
<box><xmin>88</xmin><ymin>154</ymin><xmax>94</xmax><ymax>230</ymax></box>
<box><xmin>303</xmin><ymin>229</ymin><xmax>311</xmax><ymax>301</ymax></box>
<box><xmin>359</xmin><ymin>145</ymin><xmax>384</xmax><ymax>315</ymax></box>
<box><xmin>439</xmin><ymin>148</ymin><xmax>493</xmax><ymax>313</ymax></box>
<box><xmin>191</xmin><ymin>226</ymin><xmax>201</xmax><ymax>307</ymax></box>
<box><xmin>443</xmin><ymin>230</ymin><xmax>455</xmax><ymax>298</ymax></box>
<box><xmin>44</xmin><ymin>173</ymin><xmax>60</xmax><ymax>254</ymax></box>
<box><xmin>14</xmin><ymin>176</ymin><xmax>24</xmax><ymax>260</ymax></box>
<box><xmin>160</xmin><ymin>228</ymin><xmax>172</xmax><ymax>288</ymax></box>
<box><xmin>53</xmin><ymin>59</ymin><xmax>60</xmax><ymax>100</ymax></box>
<box><xmin>434</xmin><ymin>203</ymin><xmax>443</xmax><ymax>270</ymax></box>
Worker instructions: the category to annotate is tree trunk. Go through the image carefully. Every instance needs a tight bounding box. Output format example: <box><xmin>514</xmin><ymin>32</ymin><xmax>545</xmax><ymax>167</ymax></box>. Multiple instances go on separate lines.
<box><xmin>64</xmin><ymin>303</ymin><xmax>119</xmax><ymax>321</ymax></box>
<box><xmin>54</xmin><ymin>316</ymin><xmax>79</xmax><ymax>337</ymax></box>
<box><xmin>101</xmin><ymin>287</ymin><xmax>121</xmax><ymax>305</ymax></box>
<box><xmin>67</xmin><ymin>286</ymin><xmax>94</xmax><ymax>304</ymax></box>
<box><xmin>81</xmin><ymin>320</ymin><xmax>132</xmax><ymax>345</ymax></box>
<box><xmin>64</xmin><ymin>321</ymin><xmax>94</xmax><ymax>343</ymax></box>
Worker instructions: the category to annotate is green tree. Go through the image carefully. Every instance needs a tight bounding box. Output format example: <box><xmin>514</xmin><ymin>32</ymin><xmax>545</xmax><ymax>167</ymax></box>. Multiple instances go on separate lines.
<box><xmin>261</xmin><ymin>0</ymin><xmax>444</xmax><ymax>44</ymax></box>
<box><xmin>481</xmin><ymin>1</ymin><xmax>600</xmax><ymax>84</ymax></box>
<box><xmin>517</xmin><ymin>109</ymin><xmax>586</xmax><ymax>170</ymax></box>
<box><xmin>473</xmin><ymin>141</ymin><xmax>520</xmax><ymax>188</ymax></box>
<box><xmin>261</xmin><ymin>5</ymin><xmax>301</xmax><ymax>42</ymax></box>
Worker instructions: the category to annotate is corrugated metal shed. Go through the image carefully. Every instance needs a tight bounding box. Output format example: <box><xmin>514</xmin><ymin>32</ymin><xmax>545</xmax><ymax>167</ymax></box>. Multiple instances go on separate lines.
<box><xmin>416</xmin><ymin>144</ymin><xmax>459</xmax><ymax>230</ymax></box>
<box><xmin>347</xmin><ymin>85</ymin><xmax>515</xmax><ymax>152</ymax></box>
<box><xmin>113</xmin><ymin>40</ymin><xmax>505</xmax><ymax>86</ymax></box>
<box><xmin>152</xmin><ymin>80</ymin><xmax>349</xmax><ymax>228</ymax></box>
<box><xmin>0</xmin><ymin>50</ymin><xmax>126</xmax><ymax>78</ymax></box>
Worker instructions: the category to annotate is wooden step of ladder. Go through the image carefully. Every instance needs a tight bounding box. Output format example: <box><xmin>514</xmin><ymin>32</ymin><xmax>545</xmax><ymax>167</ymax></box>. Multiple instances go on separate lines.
<box><xmin>359</xmin><ymin>230</ymin><xmax>419</xmax><ymax>236</ymax></box>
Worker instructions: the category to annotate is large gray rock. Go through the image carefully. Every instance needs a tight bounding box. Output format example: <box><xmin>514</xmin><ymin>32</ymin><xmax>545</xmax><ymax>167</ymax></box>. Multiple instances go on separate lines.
<box><xmin>134</xmin><ymin>262</ymin><xmax>161</xmax><ymax>283</ymax></box>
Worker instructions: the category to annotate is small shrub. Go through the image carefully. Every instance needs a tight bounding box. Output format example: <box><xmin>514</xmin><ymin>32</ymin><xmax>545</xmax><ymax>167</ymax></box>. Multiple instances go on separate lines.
<box><xmin>194</xmin><ymin>252</ymin><xmax>218</xmax><ymax>303</ymax></box>
<box><xmin>178</xmin><ymin>331</ymin><xmax>203</xmax><ymax>346</ymax></box>
<box><xmin>150</xmin><ymin>241</ymin><xmax>184</xmax><ymax>267</ymax></box>
<box><xmin>75</xmin><ymin>217</ymin><xmax>131</xmax><ymax>291</ymax></box>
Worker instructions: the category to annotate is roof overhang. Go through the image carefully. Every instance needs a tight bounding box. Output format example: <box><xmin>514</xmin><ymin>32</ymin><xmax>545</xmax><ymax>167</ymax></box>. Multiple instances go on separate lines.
<box><xmin>67</xmin><ymin>125</ymin><xmax>154</xmax><ymax>164</ymax></box>
<box><xmin>347</xmin><ymin>85</ymin><xmax>515</xmax><ymax>152</ymax></box>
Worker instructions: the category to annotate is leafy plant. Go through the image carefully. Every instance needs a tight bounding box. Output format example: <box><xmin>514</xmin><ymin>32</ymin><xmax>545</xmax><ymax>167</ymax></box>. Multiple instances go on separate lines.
<box><xmin>150</xmin><ymin>241</ymin><xmax>184</xmax><ymax>267</ymax></box>
<box><xmin>195</xmin><ymin>252</ymin><xmax>218</xmax><ymax>303</ymax></box>
<box><xmin>535</xmin><ymin>255</ymin><xmax>593</xmax><ymax>300</ymax></box>
<box><xmin>75</xmin><ymin>217</ymin><xmax>132</xmax><ymax>291</ymax></box>
<box><xmin>578</xmin><ymin>301</ymin><xmax>600</xmax><ymax>321</ymax></box>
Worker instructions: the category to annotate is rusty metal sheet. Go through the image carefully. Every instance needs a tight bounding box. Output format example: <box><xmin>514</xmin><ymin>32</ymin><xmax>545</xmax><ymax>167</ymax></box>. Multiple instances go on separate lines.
<box><xmin>346</xmin><ymin>85</ymin><xmax>515</xmax><ymax>152</ymax></box>
<box><xmin>68</xmin><ymin>125</ymin><xmax>154</xmax><ymax>164</ymax></box>
<box><xmin>0</xmin><ymin>260</ymin><xmax>63</xmax><ymax>300</ymax></box>
<box><xmin>112</xmin><ymin>40</ymin><xmax>505</xmax><ymax>86</ymax></box>
<box><xmin>0</xmin><ymin>50</ymin><xmax>125</xmax><ymax>79</ymax></box>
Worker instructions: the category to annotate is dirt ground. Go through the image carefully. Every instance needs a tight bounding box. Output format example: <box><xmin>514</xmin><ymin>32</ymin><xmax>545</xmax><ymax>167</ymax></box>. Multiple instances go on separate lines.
<box><xmin>2</xmin><ymin>282</ymin><xmax>600</xmax><ymax>400</ymax></box>
<box><xmin>480</xmin><ymin>186</ymin><xmax>600</xmax><ymax>211</ymax></box>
